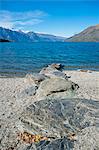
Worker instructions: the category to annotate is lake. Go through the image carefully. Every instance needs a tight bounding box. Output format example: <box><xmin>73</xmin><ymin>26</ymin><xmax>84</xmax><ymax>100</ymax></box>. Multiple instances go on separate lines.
<box><xmin>0</xmin><ymin>42</ymin><xmax>99</xmax><ymax>76</ymax></box>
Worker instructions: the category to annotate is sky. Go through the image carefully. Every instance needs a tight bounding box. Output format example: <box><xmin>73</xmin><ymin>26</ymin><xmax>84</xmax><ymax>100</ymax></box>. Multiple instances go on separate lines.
<box><xmin>0</xmin><ymin>0</ymin><xmax>99</xmax><ymax>37</ymax></box>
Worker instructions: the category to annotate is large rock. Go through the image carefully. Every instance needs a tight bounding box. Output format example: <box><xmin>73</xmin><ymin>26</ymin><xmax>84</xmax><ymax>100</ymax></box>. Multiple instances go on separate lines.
<box><xmin>36</xmin><ymin>78</ymin><xmax>79</xmax><ymax>99</ymax></box>
<box><xmin>17</xmin><ymin>98</ymin><xmax>99</xmax><ymax>150</ymax></box>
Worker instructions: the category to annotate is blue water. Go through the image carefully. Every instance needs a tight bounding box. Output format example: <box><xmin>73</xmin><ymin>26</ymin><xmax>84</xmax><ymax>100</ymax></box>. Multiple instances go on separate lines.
<box><xmin>0</xmin><ymin>42</ymin><xmax>99</xmax><ymax>76</ymax></box>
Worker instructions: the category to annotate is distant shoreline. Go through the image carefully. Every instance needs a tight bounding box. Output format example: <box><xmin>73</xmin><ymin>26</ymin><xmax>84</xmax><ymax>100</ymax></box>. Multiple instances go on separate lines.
<box><xmin>0</xmin><ymin>39</ymin><xmax>11</xmax><ymax>42</ymax></box>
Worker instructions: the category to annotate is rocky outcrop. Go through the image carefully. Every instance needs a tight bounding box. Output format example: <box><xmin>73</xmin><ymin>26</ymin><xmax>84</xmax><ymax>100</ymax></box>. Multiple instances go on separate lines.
<box><xmin>24</xmin><ymin>64</ymin><xmax>78</xmax><ymax>100</ymax></box>
<box><xmin>17</xmin><ymin>98</ymin><xmax>99</xmax><ymax>150</ymax></box>
<box><xmin>25</xmin><ymin>64</ymin><xmax>68</xmax><ymax>84</ymax></box>
<box><xmin>40</xmin><ymin>64</ymin><xmax>67</xmax><ymax>79</ymax></box>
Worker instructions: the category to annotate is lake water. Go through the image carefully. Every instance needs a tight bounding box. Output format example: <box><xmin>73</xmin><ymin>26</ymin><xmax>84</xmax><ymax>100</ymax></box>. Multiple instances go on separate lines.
<box><xmin>0</xmin><ymin>42</ymin><xmax>99</xmax><ymax>76</ymax></box>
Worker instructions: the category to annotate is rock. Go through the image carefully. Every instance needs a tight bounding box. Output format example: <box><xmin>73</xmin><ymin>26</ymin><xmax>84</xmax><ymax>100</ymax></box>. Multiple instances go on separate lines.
<box><xmin>17</xmin><ymin>98</ymin><xmax>99</xmax><ymax>150</ymax></box>
<box><xmin>39</xmin><ymin>64</ymin><xmax>68</xmax><ymax>79</ymax></box>
<box><xmin>36</xmin><ymin>137</ymin><xmax>74</xmax><ymax>150</ymax></box>
<box><xmin>42</xmin><ymin>70</ymin><xmax>68</xmax><ymax>79</ymax></box>
<box><xmin>50</xmin><ymin>63</ymin><xmax>64</xmax><ymax>70</ymax></box>
<box><xmin>15</xmin><ymin>85</ymin><xmax>38</xmax><ymax>100</ymax></box>
<box><xmin>39</xmin><ymin>66</ymin><xmax>57</xmax><ymax>75</ymax></box>
<box><xmin>36</xmin><ymin>78</ymin><xmax>79</xmax><ymax>99</ymax></box>
<box><xmin>25</xmin><ymin>73</ymin><xmax>47</xmax><ymax>84</ymax></box>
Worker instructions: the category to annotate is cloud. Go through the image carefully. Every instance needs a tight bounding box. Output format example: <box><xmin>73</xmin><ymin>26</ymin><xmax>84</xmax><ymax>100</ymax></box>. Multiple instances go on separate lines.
<box><xmin>0</xmin><ymin>10</ymin><xmax>47</xmax><ymax>30</ymax></box>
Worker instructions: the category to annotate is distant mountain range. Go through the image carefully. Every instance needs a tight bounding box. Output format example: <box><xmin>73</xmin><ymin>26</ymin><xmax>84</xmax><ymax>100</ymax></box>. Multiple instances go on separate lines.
<box><xmin>0</xmin><ymin>27</ymin><xmax>65</xmax><ymax>42</ymax></box>
<box><xmin>0</xmin><ymin>25</ymin><xmax>99</xmax><ymax>42</ymax></box>
<box><xmin>66</xmin><ymin>24</ymin><xmax>99</xmax><ymax>42</ymax></box>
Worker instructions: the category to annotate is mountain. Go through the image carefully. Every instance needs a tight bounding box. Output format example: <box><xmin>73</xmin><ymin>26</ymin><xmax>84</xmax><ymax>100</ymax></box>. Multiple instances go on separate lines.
<box><xmin>26</xmin><ymin>32</ymin><xmax>40</xmax><ymax>42</ymax></box>
<box><xmin>36</xmin><ymin>33</ymin><xmax>65</xmax><ymax>42</ymax></box>
<box><xmin>1</xmin><ymin>25</ymin><xmax>99</xmax><ymax>42</ymax></box>
<box><xmin>66</xmin><ymin>24</ymin><xmax>99</xmax><ymax>42</ymax></box>
<box><xmin>0</xmin><ymin>27</ymin><xmax>65</xmax><ymax>42</ymax></box>
<box><xmin>0</xmin><ymin>27</ymin><xmax>31</xmax><ymax>42</ymax></box>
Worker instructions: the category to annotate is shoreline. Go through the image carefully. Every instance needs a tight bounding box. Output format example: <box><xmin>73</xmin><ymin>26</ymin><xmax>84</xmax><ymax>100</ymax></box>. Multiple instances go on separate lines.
<box><xmin>0</xmin><ymin>68</ymin><xmax>99</xmax><ymax>78</ymax></box>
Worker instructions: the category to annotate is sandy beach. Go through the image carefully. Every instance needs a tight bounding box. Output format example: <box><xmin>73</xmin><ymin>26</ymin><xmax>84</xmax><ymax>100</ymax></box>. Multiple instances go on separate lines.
<box><xmin>0</xmin><ymin>67</ymin><xmax>99</xmax><ymax>150</ymax></box>
<box><xmin>64</xmin><ymin>70</ymin><xmax>99</xmax><ymax>100</ymax></box>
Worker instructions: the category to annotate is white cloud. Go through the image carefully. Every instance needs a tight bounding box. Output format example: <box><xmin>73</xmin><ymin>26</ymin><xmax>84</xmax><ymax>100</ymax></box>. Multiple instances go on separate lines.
<box><xmin>0</xmin><ymin>10</ymin><xmax>47</xmax><ymax>30</ymax></box>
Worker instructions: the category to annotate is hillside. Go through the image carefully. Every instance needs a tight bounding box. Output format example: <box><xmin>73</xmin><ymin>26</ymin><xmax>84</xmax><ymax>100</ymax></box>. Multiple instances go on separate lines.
<box><xmin>66</xmin><ymin>24</ymin><xmax>99</xmax><ymax>42</ymax></box>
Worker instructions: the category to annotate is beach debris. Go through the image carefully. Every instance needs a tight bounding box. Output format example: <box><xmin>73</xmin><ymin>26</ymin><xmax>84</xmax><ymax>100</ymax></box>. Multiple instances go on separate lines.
<box><xmin>78</xmin><ymin>69</ymin><xmax>92</xmax><ymax>73</ymax></box>
<box><xmin>18</xmin><ymin>132</ymin><xmax>48</xmax><ymax>143</ymax></box>
<box><xmin>18</xmin><ymin>131</ymin><xmax>77</xmax><ymax>145</ymax></box>
<box><xmin>80</xmin><ymin>70</ymin><xmax>88</xmax><ymax>72</ymax></box>
<box><xmin>67</xmin><ymin>133</ymin><xmax>77</xmax><ymax>141</ymax></box>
